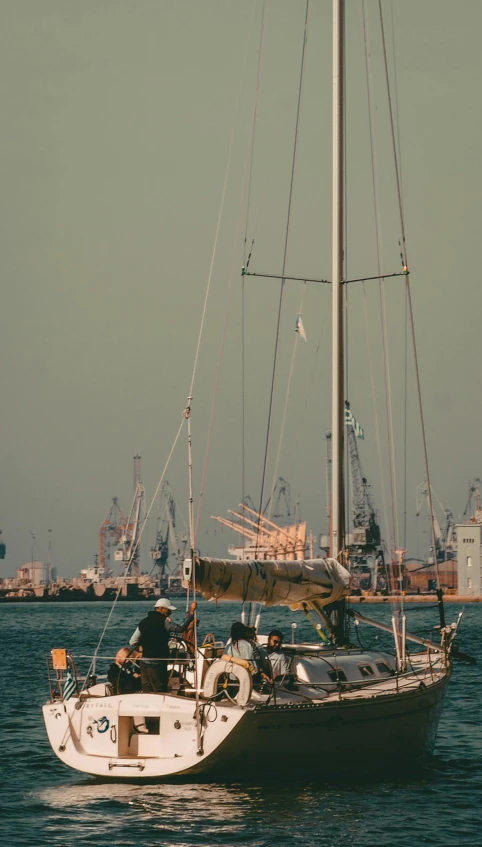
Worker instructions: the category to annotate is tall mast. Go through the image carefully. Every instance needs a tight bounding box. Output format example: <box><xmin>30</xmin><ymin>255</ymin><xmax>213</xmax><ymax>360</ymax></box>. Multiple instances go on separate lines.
<box><xmin>331</xmin><ymin>0</ymin><xmax>345</xmax><ymax>558</ymax></box>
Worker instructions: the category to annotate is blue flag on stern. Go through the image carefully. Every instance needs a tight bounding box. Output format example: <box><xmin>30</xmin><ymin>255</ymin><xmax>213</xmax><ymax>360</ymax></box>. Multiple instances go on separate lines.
<box><xmin>63</xmin><ymin>671</ymin><xmax>76</xmax><ymax>700</ymax></box>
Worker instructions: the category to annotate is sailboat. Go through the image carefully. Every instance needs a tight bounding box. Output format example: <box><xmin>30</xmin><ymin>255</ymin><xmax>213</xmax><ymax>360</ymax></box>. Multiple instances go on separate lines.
<box><xmin>42</xmin><ymin>1</ymin><xmax>465</xmax><ymax>779</ymax></box>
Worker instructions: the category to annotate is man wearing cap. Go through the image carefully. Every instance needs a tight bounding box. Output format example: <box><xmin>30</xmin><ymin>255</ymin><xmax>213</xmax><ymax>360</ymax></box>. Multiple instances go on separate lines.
<box><xmin>129</xmin><ymin>598</ymin><xmax>197</xmax><ymax>693</ymax></box>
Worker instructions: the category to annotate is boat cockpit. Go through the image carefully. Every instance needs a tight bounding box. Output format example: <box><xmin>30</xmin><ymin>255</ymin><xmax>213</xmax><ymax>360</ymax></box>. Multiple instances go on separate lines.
<box><xmin>47</xmin><ymin>635</ymin><xmax>439</xmax><ymax>714</ymax></box>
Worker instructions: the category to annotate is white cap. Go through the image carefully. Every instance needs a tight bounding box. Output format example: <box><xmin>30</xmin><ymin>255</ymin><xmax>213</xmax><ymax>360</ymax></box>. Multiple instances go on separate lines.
<box><xmin>155</xmin><ymin>597</ymin><xmax>176</xmax><ymax>611</ymax></box>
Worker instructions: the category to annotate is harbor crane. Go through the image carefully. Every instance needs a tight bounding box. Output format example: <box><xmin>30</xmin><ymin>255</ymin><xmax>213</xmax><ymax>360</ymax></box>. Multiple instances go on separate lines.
<box><xmin>99</xmin><ymin>498</ymin><xmax>127</xmax><ymax>573</ymax></box>
<box><xmin>150</xmin><ymin>481</ymin><xmax>189</xmax><ymax>591</ymax></box>
<box><xmin>327</xmin><ymin>402</ymin><xmax>385</xmax><ymax>591</ymax></box>
<box><xmin>114</xmin><ymin>455</ymin><xmax>146</xmax><ymax>576</ymax></box>
<box><xmin>416</xmin><ymin>482</ymin><xmax>456</xmax><ymax>563</ymax></box>
<box><xmin>461</xmin><ymin>478</ymin><xmax>482</xmax><ymax>524</ymax></box>
<box><xmin>211</xmin><ymin>501</ymin><xmax>308</xmax><ymax>561</ymax></box>
<box><xmin>264</xmin><ymin>477</ymin><xmax>292</xmax><ymax>523</ymax></box>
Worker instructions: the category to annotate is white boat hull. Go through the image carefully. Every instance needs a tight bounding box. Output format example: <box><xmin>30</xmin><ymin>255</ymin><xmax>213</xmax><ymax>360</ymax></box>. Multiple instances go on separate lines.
<box><xmin>195</xmin><ymin>672</ymin><xmax>449</xmax><ymax>778</ymax></box>
<box><xmin>43</xmin><ymin>668</ymin><xmax>449</xmax><ymax>780</ymax></box>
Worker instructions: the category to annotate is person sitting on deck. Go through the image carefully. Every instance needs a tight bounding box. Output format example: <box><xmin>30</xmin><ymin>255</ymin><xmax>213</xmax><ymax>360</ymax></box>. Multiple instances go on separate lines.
<box><xmin>222</xmin><ymin>621</ymin><xmax>257</xmax><ymax>672</ymax></box>
<box><xmin>107</xmin><ymin>647</ymin><xmax>148</xmax><ymax>733</ymax></box>
<box><xmin>107</xmin><ymin>647</ymin><xmax>142</xmax><ymax>695</ymax></box>
<box><xmin>263</xmin><ymin>629</ymin><xmax>291</xmax><ymax>680</ymax></box>
<box><xmin>244</xmin><ymin>624</ymin><xmax>272</xmax><ymax>684</ymax></box>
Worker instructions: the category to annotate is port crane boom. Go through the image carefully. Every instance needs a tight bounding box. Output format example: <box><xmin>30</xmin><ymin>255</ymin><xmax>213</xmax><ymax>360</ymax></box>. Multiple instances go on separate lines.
<box><xmin>344</xmin><ymin>402</ymin><xmax>384</xmax><ymax>591</ymax></box>
<box><xmin>150</xmin><ymin>481</ymin><xmax>188</xmax><ymax>590</ymax></box>
<box><xmin>115</xmin><ymin>455</ymin><xmax>146</xmax><ymax>575</ymax></box>
<box><xmin>99</xmin><ymin>498</ymin><xmax>127</xmax><ymax>572</ymax></box>
<box><xmin>416</xmin><ymin>481</ymin><xmax>456</xmax><ymax>562</ymax></box>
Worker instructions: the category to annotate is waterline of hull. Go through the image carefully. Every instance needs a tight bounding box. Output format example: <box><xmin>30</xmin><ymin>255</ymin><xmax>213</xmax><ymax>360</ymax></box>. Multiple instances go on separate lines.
<box><xmin>185</xmin><ymin>672</ymin><xmax>449</xmax><ymax>778</ymax></box>
<box><xmin>43</xmin><ymin>670</ymin><xmax>449</xmax><ymax>780</ymax></box>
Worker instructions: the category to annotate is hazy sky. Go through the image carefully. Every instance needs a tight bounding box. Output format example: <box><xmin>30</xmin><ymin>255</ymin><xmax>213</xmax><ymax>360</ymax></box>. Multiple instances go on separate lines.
<box><xmin>1</xmin><ymin>1</ymin><xmax>481</xmax><ymax>577</ymax></box>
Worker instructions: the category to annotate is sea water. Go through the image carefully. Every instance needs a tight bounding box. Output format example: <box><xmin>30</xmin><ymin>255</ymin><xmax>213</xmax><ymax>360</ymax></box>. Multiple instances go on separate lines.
<box><xmin>0</xmin><ymin>599</ymin><xmax>480</xmax><ymax>847</ymax></box>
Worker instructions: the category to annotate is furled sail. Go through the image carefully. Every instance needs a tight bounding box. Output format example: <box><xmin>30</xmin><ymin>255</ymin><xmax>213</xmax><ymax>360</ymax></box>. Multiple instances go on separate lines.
<box><xmin>192</xmin><ymin>557</ymin><xmax>350</xmax><ymax>607</ymax></box>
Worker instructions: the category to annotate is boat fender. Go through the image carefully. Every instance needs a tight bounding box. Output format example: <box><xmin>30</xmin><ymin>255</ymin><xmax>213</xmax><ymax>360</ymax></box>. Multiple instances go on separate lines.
<box><xmin>203</xmin><ymin>660</ymin><xmax>252</xmax><ymax>707</ymax></box>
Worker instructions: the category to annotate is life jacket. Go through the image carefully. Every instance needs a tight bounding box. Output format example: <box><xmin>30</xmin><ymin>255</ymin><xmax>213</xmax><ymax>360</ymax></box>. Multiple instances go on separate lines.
<box><xmin>138</xmin><ymin>611</ymin><xmax>170</xmax><ymax>659</ymax></box>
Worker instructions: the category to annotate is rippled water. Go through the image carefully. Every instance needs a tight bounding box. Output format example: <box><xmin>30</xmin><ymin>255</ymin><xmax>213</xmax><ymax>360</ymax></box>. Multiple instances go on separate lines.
<box><xmin>1</xmin><ymin>600</ymin><xmax>480</xmax><ymax>846</ymax></box>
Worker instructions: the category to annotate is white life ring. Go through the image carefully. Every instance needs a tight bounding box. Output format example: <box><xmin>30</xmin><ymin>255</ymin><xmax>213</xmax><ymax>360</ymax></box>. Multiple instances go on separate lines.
<box><xmin>203</xmin><ymin>660</ymin><xmax>253</xmax><ymax>707</ymax></box>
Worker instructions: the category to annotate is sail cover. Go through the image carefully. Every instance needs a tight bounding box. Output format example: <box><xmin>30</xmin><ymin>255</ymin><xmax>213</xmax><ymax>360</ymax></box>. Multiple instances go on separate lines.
<box><xmin>193</xmin><ymin>557</ymin><xmax>350</xmax><ymax>607</ymax></box>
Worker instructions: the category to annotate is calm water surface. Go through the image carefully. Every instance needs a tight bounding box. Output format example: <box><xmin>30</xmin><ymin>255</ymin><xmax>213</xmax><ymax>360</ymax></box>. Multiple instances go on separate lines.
<box><xmin>0</xmin><ymin>600</ymin><xmax>480</xmax><ymax>847</ymax></box>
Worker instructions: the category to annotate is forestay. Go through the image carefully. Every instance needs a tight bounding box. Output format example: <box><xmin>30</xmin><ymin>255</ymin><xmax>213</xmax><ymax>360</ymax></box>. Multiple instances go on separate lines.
<box><xmin>193</xmin><ymin>556</ymin><xmax>350</xmax><ymax>607</ymax></box>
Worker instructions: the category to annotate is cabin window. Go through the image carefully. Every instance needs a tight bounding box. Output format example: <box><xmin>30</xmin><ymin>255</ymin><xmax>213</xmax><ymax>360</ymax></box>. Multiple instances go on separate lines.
<box><xmin>358</xmin><ymin>664</ymin><xmax>374</xmax><ymax>677</ymax></box>
<box><xmin>327</xmin><ymin>669</ymin><xmax>347</xmax><ymax>683</ymax></box>
<box><xmin>375</xmin><ymin>662</ymin><xmax>391</xmax><ymax>674</ymax></box>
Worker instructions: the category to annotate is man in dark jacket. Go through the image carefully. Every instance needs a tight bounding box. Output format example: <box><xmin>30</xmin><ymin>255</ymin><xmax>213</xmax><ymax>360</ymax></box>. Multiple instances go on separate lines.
<box><xmin>129</xmin><ymin>598</ymin><xmax>197</xmax><ymax>692</ymax></box>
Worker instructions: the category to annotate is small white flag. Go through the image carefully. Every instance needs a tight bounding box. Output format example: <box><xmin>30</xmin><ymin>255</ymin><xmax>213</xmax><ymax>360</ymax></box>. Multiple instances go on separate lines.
<box><xmin>296</xmin><ymin>314</ymin><xmax>307</xmax><ymax>342</ymax></box>
<box><xmin>63</xmin><ymin>670</ymin><xmax>76</xmax><ymax>700</ymax></box>
<box><xmin>345</xmin><ymin>407</ymin><xmax>364</xmax><ymax>439</ymax></box>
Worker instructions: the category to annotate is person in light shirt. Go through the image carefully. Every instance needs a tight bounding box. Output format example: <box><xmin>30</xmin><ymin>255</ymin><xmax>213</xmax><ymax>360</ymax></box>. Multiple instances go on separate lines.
<box><xmin>222</xmin><ymin>621</ymin><xmax>256</xmax><ymax>671</ymax></box>
<box><xmin>263</xmin><ymin>629</ymin><xmax>290</xmax><ymax>680</ymax></box>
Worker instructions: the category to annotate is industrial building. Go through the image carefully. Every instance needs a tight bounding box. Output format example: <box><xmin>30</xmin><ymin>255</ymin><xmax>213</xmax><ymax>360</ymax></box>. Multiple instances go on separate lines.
<box><xmin>16</xmin><ymin>561</ymin><xmax>56</xmax><ymax>585</ymax></box>
<box><xmin>456</xmin><ymin>523</ymin><xmax>482</xmax><ymax>596</ymax></box>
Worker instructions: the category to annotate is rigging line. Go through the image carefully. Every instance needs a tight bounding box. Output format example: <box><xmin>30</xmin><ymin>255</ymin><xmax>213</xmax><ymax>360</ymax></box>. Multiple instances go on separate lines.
<box><xmin>405</xmin><ymin>279</ymin><xmax>440</xmax><ymax>589</ymax></box>
<box><xmin>377</xmin><ymin>0</ymin><xmax>440</xmax><ymax>594</ymax></box>
<box><xmin>287</xmin><ymin>335</ymin><xmax>322</xmax><ymax>516</ymax></box>
<box><xmin>87</xmin><ymin>414</ymin><xmax>186</xmax><ymax>671</ymax></box>
<box><xmin>185</xmin><ymin>400</ymin><xmax>202</xmax><ymax>755</ymax></box>
<box><xmin>243</xmin><ymin>269</ymin><xmax>405</xmax><ymax>284</ymax></box>
<box><xmin>390</xmin><ymin>0</ymin><xmax>403</xmax><ymax>208</ymax></box>
<box><xmin>380</xmin><ymin>278</ymin><xmax>400</xmax><ymax>560</ymax></box>
<box><xmin>193</xmin><ymin>170</ymin><xmax>252</xmax><ymax>543</ymax></box>
<box><xmin>244</xmin><ymin>175</ymin><xmax>272</xmax><ymax>273</ymax></box>
<box><xmin>243</xmin><ymin>270</ymin><xmax>330</xmax><ymax>284</ymax></box>
<box><xmin>389</xmin><ymin>0</ymin><xmax>407</xmax><ymax>555</ymax></box>
<box><xmin>242</xmin><ymin>0</ymin><xmax>270</xmax><ymax>549</ymax></box>
<box><xmin>344</xmin><ymin>284</ymin><xmax>349</xmax><ymax>554</ymax></box>
<box><xmin>377</xmin><ymin>0</ymin><xmax>405</xmax><ymax>260</ymax></box>
<box><xmin>362</xmin><ymin>1</ymin><xmax>400</xmax><ymax>586</ymax></box>
<box><xmin>359</xmin><ymin>280</ymin><xmax>391</xmax><ymax>558</ymax></box>
<box><xmin>242</xmin><ymin>275</ymin><xmax>245</xmax><ymax>532</ymax></box>
<box><xmin>188</xmin><ymin>0</ymin><xmax>260</xmax><ymax>404</ymax></box>
<box><xmin>255</xmin><ymin>0</ymin><xmax>311</xmax><ymax>551</ymax></box>
<box><xmin>403</xmin><ymin>255</ymin><xmax>408</xmax><ymax>552</ymax></box>
<box><xmin>138</xmin><ymin>416</ymin><xmax>186</xmax><ymax>552</ymax></box>
<box><xmin>169</xmin><ymin>493</ymin><xmax>189</xmax><ymax>539</ymax></box>
<box><xmin>266</xmin><ymin>285</ymin><xmax>306</xmax><ymax>525</ymax></box>
<box><xmin>344</xmin><ymin>0</ymin><xmax>349</xmax><ymax>556</ymax></box>
<box><xmin>191</xmin><ymin>0</ymin><xmax>264</xmax><ymax>543</ymax></box>
<box><xmin>360</xmin><ymin>1</ymin><xmax>392</xmax><ymax>571</ymax></box>
<box><xmin>243</xmin><ymin>0</ymin><xmax>270</xmax><ymax>266</ymax></box>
